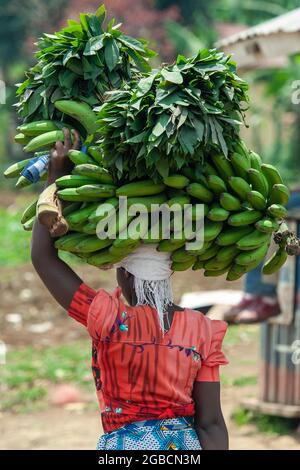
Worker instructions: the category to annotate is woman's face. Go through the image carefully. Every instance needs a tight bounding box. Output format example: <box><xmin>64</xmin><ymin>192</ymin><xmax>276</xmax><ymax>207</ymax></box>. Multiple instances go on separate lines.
<box><xmin>116</xmin><ymin>267</ymin><xmax>135</xmax><ymax>305</ymax></box>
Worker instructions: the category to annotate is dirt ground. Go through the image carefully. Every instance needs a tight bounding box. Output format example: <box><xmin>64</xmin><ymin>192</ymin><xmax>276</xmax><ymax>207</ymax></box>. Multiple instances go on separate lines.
<box><xmin>1</xmin><ymin>263</ymin><xmax>300</xmax><ymax>450</ymax></box>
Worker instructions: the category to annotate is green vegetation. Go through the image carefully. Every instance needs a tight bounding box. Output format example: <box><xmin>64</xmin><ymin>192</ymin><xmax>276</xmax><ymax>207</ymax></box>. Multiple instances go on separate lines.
<box><xmin>0</xmin><ymin>203</ymin><xmax>32</xmax><ymax>266</ymax></box>
<box><xmin>232</xmin><ymin>408</ymin><xmax>299</xmax><ymax>435</ymax></box>
<box><xmin>1</xmin><ymin>341</ymin><xmax>93</xmax><ymax>412</ymax></box>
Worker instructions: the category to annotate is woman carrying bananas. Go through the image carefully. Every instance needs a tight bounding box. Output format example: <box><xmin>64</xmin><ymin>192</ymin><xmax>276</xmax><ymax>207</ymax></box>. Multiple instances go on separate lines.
<box><xmin>31</xmin><ymin>129</ymin><xmax>229</xmax><ymax>451</ymax></box>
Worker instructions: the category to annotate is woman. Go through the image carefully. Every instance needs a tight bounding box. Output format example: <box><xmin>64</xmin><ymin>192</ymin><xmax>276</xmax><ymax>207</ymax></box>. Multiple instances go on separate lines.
<box><xmin>31</xmin><ymin>129</ymin><xmax>229</xmax><ymax>450</ymax></box>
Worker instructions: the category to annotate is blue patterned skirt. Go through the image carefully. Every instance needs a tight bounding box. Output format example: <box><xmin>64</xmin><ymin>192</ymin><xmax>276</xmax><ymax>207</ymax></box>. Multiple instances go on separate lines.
<box><xmin>96</xmin><ymin>417</ymin><xmax>202</xmax><ymax>450</ymax></box>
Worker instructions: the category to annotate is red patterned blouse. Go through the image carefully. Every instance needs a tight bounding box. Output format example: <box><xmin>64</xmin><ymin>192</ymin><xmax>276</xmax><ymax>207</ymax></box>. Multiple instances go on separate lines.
<box><xmin>68</xmin><ymin>283</ymin><xmax>228</xmax><ymax>433</ymax></box>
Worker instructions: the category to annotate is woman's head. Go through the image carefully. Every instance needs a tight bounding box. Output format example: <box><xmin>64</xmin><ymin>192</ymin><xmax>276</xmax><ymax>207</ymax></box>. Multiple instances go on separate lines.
<box><xmin>115</xmin><ymin>245</ymin><xmax>173</xmax><ymax>331</ymax></box>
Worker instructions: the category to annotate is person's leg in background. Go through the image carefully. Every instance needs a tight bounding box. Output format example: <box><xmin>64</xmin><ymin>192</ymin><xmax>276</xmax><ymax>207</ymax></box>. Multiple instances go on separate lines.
<box><xmin>224</xmin><ymin>189</ymin><xmax>300</xmax><ymax>324</ymax></box>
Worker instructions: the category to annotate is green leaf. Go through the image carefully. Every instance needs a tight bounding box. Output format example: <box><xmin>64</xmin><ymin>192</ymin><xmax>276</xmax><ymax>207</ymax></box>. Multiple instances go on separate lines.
<box><xmin>161</xmin><ymin>69</ymin><xmax>183</xmax><ymax>84</ymax></box>
<box><xmin>105</xmin><ymin>38</ymin><xmax>120</xmax><ymax>72</ymax></box>
<box><xmin>152</xmin><ymin>114</ymin><xmax>169</xmax><ymax>138</ymax></box>
<box><xmin>27</xmin><ymin>87</ymin><xmax>43</xmax><ymax>117</ymax></box>
<box><xmin>127</xmin><ymin>49</ymin><xmax>151</xmax><ymax>73</ymax></box>
<box><xmin>95</xmin><ymin>4</ymin><xmax>106</xmax><ymax>24</ymax></box>
<box><xmin>135</xmin><ymin>74</ymin><xmax>156</xmax><ymax>98</ymax></box>
<box><xmin>119</xmin><ymin>35</ymin><xmax>147</xmax><ymax>53</ymax></box>
<box><xmin>83</xmin><ymin>36</ymin><xmax>104</xmax><ymax>56</ymax></box>
<box><xmin>156</xmin><ymin>157</ymin><xmax>169</xmax><ymax>178</ymax></box>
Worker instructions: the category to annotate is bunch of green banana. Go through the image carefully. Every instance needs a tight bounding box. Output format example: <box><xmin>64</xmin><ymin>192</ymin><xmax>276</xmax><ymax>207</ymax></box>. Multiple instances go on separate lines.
<box><xmin>13</xmin><ymin>139</ymin><xmax>295</xmax><ymax>274</ymax></box>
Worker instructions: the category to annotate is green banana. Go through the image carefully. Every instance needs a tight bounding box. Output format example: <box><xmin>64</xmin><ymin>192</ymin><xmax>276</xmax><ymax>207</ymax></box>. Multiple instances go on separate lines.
<box><xmin>197</xmin><ymin>243</ymin><xmax>220</xmax><ymax>261</ymax></box>
<box><xmin>163</xmin><ymin>175</ymin><xmax>189</xmax><ymax>189</ymax></box>
<box><xmin>24</xmin><ymin>130</ymin><xmax>65</xmax><ymax>153</ymax></box>
<box><xmin>212</xmin><ymin>154</ymin><xmax>234</xmax><ymax>179</ymax></box>
<box><xmin>172</xmin><ymin>247</ymin><xmax>197</xmax><ymax>263</ymax></box>
<box><xmin>216</xmin><ymin>245</ymin><xmax>240</xmax><ymax>263</ymax></box>
<box><xmin>233</xmin><ymin>140</ymin><xmax>249</xmax><ymax>158</ymax></box>
<box><xmin>54</xmin><ymin>100</ymin><xmax>98</xmax><ymax>134</ymax></box>
<box><xmin>87</xmin><ymin>146</ymin><xmax>103</xmax><ymax>165</ymax></box>
<box><xmin>204</xmin><ymin>266</ymin><xmax>229</xmax><ymax>277</ymax></box>
<box><xmin>267</xmin><ymin>204</ymin><xmax>288</xmax><ymax>219</ymax></box>
<box><xmin>184</xmin><ymin>204</ymin><xmax>208</xmax><ymax>221</ymax></box>
<box><xmin>18</xmin><ymin>120</ymin><xmax>69</xmax><ymax>136</ymax></box>
<box><xmin>216</xmin><ymin>226</ymin><xmax>253</xmax><ymax>246</ymax></box>
<box><xmin>65</xmin><ymin>203</ymin><xmax>99</xmax><ymax>225</ymax></box>
<box><xmin>246</xmin><ymin>191</ymin><xmax>267</xmax><ymax>211</ymax></box>
<box><xmin>228</xmin><ymin>210</ymin><xmax>262</xmax><ymax>227</ymax></box>
<box><xmin>73</xmin><ymin>164</ymin><xmax>114</xmax><ymax>185</ymax></box>
<box><xmin>23</xmin><ymin>216</ymin><xmax>35</xmax><ymax>232</ymax></box>
<box><xmin>249</xmin><ymin>151</ymin><xmax>262</xmax><ymax>171</ymax></box>
<box><xmin>55</xmin><ymin>233</ymin><xmax>88</xmax><ymax>251</ymax></box>
<box><xmin>16</xmin><ymin>176</ymin><xmax>32</xmax><ymax>188</ymax></box>
<box><xmin>226</xmin><ymin>263</ymin><xmax>248</xmax><ymax>281</ymax></box>
<box><xmin>204</xmin><ymin>257</ymin><xmax>231</xmax><ymax>271</ymax></box>
<box><xmin>4</xmin><ymin>158</ymin><xmax>32</xmax><ymax>179</ymax></box>
<box><xmin>247</xmin><ymin>168</ymin><xmax>269</xmax><ymax>198</ymax></box>
<box><xmin>187</xmin><ymin>241</ymin><xmax>212</xmax><ymax>256</ymax></box>
<box><xmin>172</xmin><ymin>258</ymin><xmax>196</xmax><ymax>271</ymax></box>
<box><xmin>186</xmin><ymin>183</ymin><xmax>214</xmax><ymax>203</ymax></box>
<box><xmin>220</xmin><ymin>192</ymin><xmax>241</xmax><ymax>211</ymax></box>
<box><xmin>203</xmin><ymin>220</ymin><xmax>223</xmax><ymax>242</ymax></box>
<box><xmin>87</xmin><ymin>249</ymin><xmax>120</xmax><ymax>267</ymax></box>
<box><xmin>62</xmin><ymin>202</ymin><xmax>82</xmax><ymax>217</ymax></box>
<box><xmin>112</xmin><ymin>232</ymin><xmax>142</xmax><ymax>249</ymax></box>
<box><xmin>235</xmin><ymin>241</ymin><xmax>270</xmax><ymax>267</ymax></box>
<box><xmin>88</xmin><ymin>198</ymin><xmax>119</xmax><ymax>223</ymax></box>
<box><xmin>262</xmin><ymin>247</ymin><xmax>288</xmax><ymax>275</ymax></box>
<box><xmin>109</xmin><ymin>241</ymin><xmax>140</xmax><ymax>257</ymax></box>
<box><xmin>15</xmin><ymin>133</ymin><xmax>31</xmax><ymax>145</ymax></box>
<box><xmin>82</xmin><ymin>221</ymin><xmax>100</xmax><ymax>235</ymax></box>
<box><xmin>116</xmin><ymin>180</ymin><xmax>165</xmax><ymax>197</ymax></box>
<box><xmin>73</xmin><ymin>236</ymin><xmax>112</xmax><ymax>254</ymax></box>
<box><xmin>57</xmin><ymin>188</ymin><xmax>103</xmax><ymax>202</ymax></box>
<box><xmin>76</xmin><ymin>184</ymin><xmax>116</xmax><ymax>198</ymax></box>
<box><xmin>236</xmin><ymin>229</ymin><xmax>271</xmax><ymax>251</ymax></box>
<box><xmin>268</xmin><ymin>184</ymin><xmax>290</xmax><ymax>206</ymax></box>
<box><xmin>203</xmin><ymin>162</ymin><xmax>219</xmax><ymax>177</ymax></box>
<box><xmin>193</xmin><ymin>259</ymin><xmax>205</xmax><ymax>271</ymax></box>
<box><xmin>158</xmin><ymin>239</ymin><xmax>186</xmax><ymax>252</ymax></box>
<box><xmin>261</xmin><ymin>163</ymin><xmax>284</xmax><ymax>187</ymax></box>
<box><xmin>21</xmin><ymin>199</ymin><xmax>38</xmax><ymax>225</ymax></box>
<box><xmin>127</xmin><ymin>194</ymin><xmax>168</xmax><ymax>212</ymax></box>
<box><xmin>255</xmin><ymin>217</ymin><xmax>280</xmax><ymax>233</ymax></box>
<box><xmin>230</xmin><ymin>152</ymin><xmax>251</xmax><ymax>180</ymax></box>
<box><xmin>167</xmin><ymin>195</ymin><xmax>191</xmax><ymax>210</ymax></box>
<box><xmin>68</xmin><ymin>150</ymin><xmax>96</xmax><ymax>166</ymax></box>
<box><xmin>55</xmin><ymin>175</ymin><xmax>99</xmax><ymax>189</ymax></box>
<box><xmin>207</xmin><ymin>206</ymin><xmax>230</xmax><ymax>222</ymax></box>
<box><xmin>228</xmin><ymin>176</ymin><xmax>252</xmax><ymax>200</ymax></box>
<box><xmin>206</xmin><ymin>175</ymin><xmax>227</xmax><ymax>195</ymax></box>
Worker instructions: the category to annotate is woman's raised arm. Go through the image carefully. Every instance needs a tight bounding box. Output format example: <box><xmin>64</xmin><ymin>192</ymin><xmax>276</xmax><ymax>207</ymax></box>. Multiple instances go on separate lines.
<box><xmin>31</xmin><ymin>128</ymin><xmax>83</xmax><ymax>310</ymax></box>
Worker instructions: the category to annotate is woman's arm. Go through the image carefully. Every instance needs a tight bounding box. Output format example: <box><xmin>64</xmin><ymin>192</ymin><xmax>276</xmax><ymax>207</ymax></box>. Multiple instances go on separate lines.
<box><xmin>31</xmin><ymin>128</ymin><xmax>83</xmax><ymax>310</ymax></box>
<box><xmin>192</xmin><ymin>381</ymin><xmax>229</xmax><ymax>450</ymax></box>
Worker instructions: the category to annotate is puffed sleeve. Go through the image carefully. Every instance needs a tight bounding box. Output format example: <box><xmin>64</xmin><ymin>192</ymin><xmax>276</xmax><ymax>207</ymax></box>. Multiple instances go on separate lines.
<box><xmin>87</xmin><ymin>287</ymin><xmax>122</xmax><ymax>341</ymax></box>
<box><xmin>67</xmin><ymin>283</ymin><xmax>97</xmax><ymax>327</ymax></box>
<box><xmin>196</xmin><ymin>319</ymin><xmax>228</xmax><ymax>382</ymax></box>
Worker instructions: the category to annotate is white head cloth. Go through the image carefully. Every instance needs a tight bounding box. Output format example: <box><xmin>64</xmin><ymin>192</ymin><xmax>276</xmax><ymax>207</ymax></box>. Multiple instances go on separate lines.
<box><xmin>118</xmin><ymin>245</ymin><xmax>173</xmax><ymax>332</ymax></box>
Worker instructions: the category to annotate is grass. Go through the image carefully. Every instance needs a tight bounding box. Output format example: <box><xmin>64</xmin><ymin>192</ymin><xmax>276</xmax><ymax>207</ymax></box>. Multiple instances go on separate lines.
<box><xmin>0</xmin><ymin>340</ymin><xmax>94</xmax><ymax>413</ymax></box>
<box><xmin>232</xmin><ymin>408</ymin><xmax>299</xmax><ymax>435</ymax></box>
<box><xmin>0</xmin><ymin>194</ymin><xmax>84</xmax><ymax>267</ymax></box>
<box><xmin>0</xmin><ymin>203</ymin><xmax>32</xmax><ymax>266</ymax></box>
<box><xmin>232</xmin><ymin>376</ymin><xmax>258</xmax><ymax>387</ymax></box>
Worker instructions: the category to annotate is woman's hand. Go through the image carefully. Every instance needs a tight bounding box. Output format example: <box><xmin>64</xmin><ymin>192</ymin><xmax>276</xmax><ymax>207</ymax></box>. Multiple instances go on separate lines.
<box><xmin>48</xmin><ymin>128</ymin><xmax>81</xmax><ymax>183</ymax></box>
